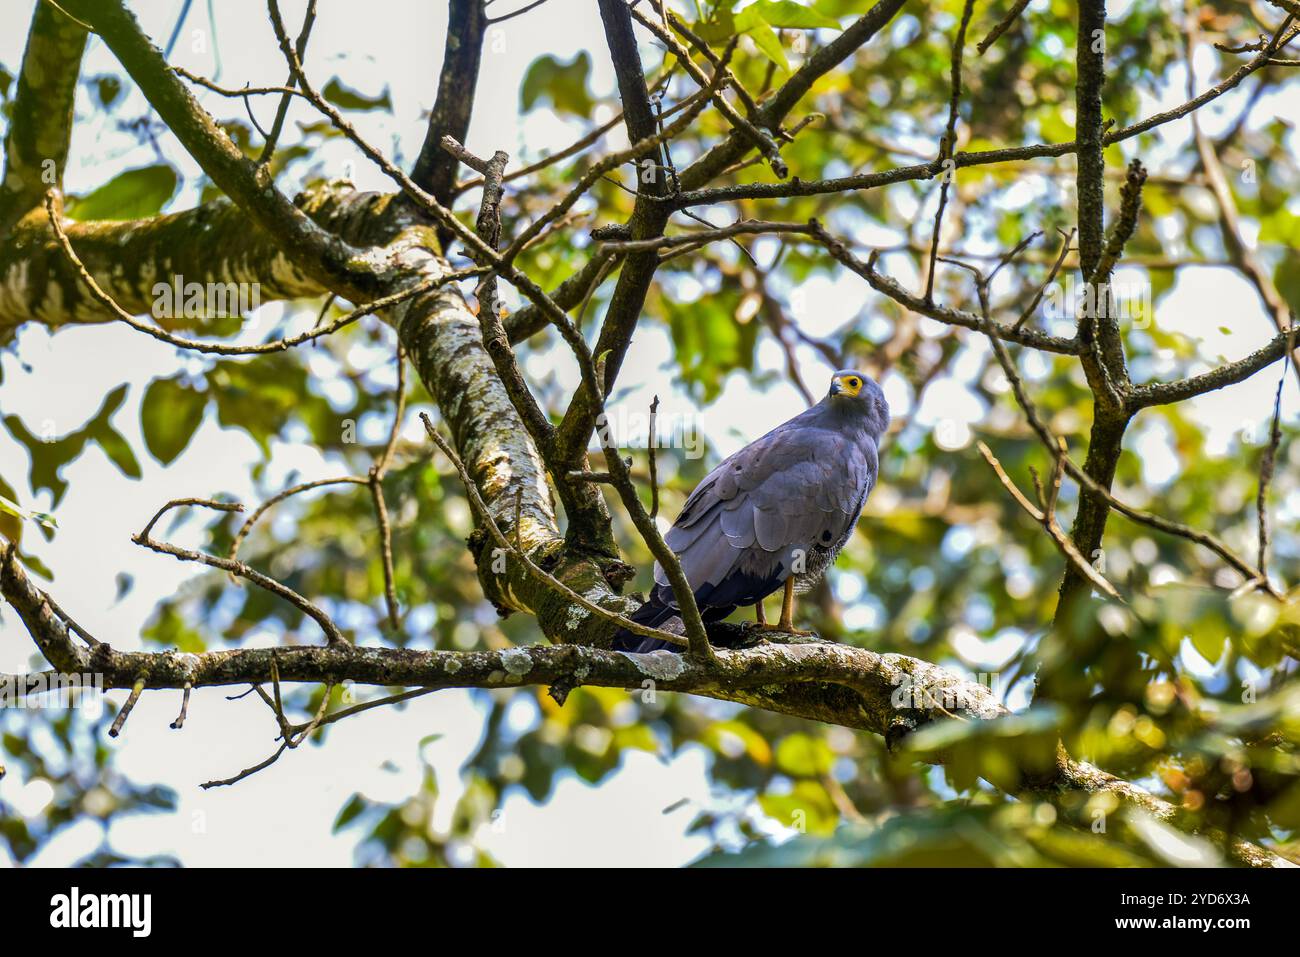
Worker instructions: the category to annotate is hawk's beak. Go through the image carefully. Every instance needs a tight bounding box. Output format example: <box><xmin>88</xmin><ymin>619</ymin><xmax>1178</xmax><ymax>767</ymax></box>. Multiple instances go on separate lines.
<box><xmin>829</xmin><ymin>378</ymin><xmax>844</xmax><ymax>396</ymax></box>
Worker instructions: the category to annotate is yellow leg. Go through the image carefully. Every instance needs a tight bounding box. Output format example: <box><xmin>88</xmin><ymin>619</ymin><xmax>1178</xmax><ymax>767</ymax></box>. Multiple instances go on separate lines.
<box><xmin>755</xmin><ymin>578</ymin><xmax>813</xmax><ymax>635</ymax></box>
<box><xmin>755</xmin><ymin>600</ymin><xmax>767</xmax><ymax>625</ymax></box>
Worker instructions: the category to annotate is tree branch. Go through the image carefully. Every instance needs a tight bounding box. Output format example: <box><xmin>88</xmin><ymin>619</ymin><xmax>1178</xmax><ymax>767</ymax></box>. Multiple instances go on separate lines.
<box><xmin>0</xmin><ymin>545</ymin><xmax>1287</xmax><ymax>866</ymax></box>
<box><xmin>0</xmin><ymin>1</ymin><xmax>89</xmax><ymax>240</ymax></box>
<box><xmin>410</xmin><ymin>0</ymin><xmax>488</xmax><ymax>245</ymax></box>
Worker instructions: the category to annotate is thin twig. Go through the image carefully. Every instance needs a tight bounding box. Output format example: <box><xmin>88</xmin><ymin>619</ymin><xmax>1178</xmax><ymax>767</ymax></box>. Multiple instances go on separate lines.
<box><xmin>420</xmin><ymin>413</ymin><xmax>691</xmax><ymax>650</ymax></box>
<box><xmin>598</xmin><ymin>218</ymin><xmax>817</xmax><ymax>254</ymax></box>
<box><xmin>648</xmin><ymin>395</ymin><xmax>661</xmax><ymax>521</ymax></box>
<box><xmin>628</xmin><ymin>9</ymin><xmax>785</xmax><ymax>177</ymax></box>
<box><xmin>977</xmin><ymin>0</ymin><xmax>1032</xmax><ymax>55</ymax></box>
<box><xmin>134</xmin><ymin>498</ymin><xmax>348</xmax><ymax>645</ymax></box>
<box><xmin>108</xmin><ymin>676</ymin><xmax>146</xmax><ymax>738</ymax></box>
<box><xmin>1256</xmin><ymin>324</ymin><xmax>1296</xmax><ymax>575</ymax></box>
<box><xmin>46</xmin><ymin>191</ymin><xmax>482</xmax><ymax>356</ymax></box>
<box><xmin>369</xmin><ymin>342</ymin><xmax>407</xmax><ymax>630</ymax></box>
<box><xmin>200</xmin><ymin>742</ymin><xmax>289</xmax><ymax>789</ymax></box>
<box><xmin>450</xmin><ymin>69</ymin><xmax>677</xmax><ymax>197</ymax></box>
<box><xmin>173</xmin><ymin>65</ymin><xmax>306</xmax><ymax>100</ymax></box>
<box><xmin>1014</xmin><ymin>228</ymin><xmax>1075</xmax><ymax>330</ymax></box>
<box><xmin>486</xmin><ymin>0</ymin><xmax>550</xmax><ymax>25</ymax></box>
<box><xmin>977</xmin><ymin>306</ymin><xmax>1284</xmax><ymax>598</ymax></box>
<box><xmin>924</xmin><ymin>0</ymin><xmax>975</xmax><ymax>304</ymax></box>
<box><xmin>977</xmin><ymin>442</ymin><xmax>1124</xmax><ymax>601</ymax></box>
<box><xmin>258</xmin><ymin>0</ymin><xmax>317</xmax><ymax>165</ymax></box>
<box><xmin>170</xmin><ymin>682</ymin><xmax>192</xmax><ymax>730</ymax></box>
<box><xmin>228</xmin><ymin>477</ymin><xmax>367</xmax><ymax>565</ymax></box>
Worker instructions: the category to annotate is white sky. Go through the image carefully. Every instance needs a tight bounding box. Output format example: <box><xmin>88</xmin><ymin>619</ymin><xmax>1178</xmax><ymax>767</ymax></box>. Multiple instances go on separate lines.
<box><xmin>1</xmin><ymin>0</ymin><xmax>1297</xmax><ymax>866</ymax></box>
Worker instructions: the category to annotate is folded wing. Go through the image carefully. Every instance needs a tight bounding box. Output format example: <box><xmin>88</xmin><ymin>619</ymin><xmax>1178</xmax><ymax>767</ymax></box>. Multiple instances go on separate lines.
<box><xmin>650</xmin><ymin>420</ymin><xmax>875</xmax><ymax>614</ymax></box>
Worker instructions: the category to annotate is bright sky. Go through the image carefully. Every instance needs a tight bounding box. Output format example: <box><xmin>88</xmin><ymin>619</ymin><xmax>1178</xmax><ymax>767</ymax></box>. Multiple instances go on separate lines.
<box><xmin>0</xmin><ymin>0</ymin><xmax>1297</xmax><ymax>867</ymax></box>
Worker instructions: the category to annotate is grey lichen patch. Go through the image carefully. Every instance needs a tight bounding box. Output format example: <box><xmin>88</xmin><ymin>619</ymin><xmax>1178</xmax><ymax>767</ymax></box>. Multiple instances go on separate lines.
<box><xmin>499</xmin><ymin>646</ymin><xmax>533</xmax><ymax>676</ymax></box>
<box><xmin>444</xmin><ymin>657</ymin><xmax>463</xmax><ymax>674</ymax></box>
<box><xmin>617</xmin><ymin>649</ymin><xmax>686</xmax><ymax>681</ymax></box>
<box><xmin>767</xmin><ymin>642</ymin><xmax>825</xmax><ymax>662</ymax></box>
<box><xmin>564</xmin><ymin>599</ymin><xmax>592</xmax><ymax>631</ymax></box>
<box><xmin>172</xmin><ymin>651</ymin><xmax>202</xmax><ymax>675</ymax></box>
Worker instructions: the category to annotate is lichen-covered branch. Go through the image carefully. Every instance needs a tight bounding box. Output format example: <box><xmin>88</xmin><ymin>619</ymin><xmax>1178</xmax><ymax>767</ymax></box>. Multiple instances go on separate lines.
<box><xmin>0</xmin><ymin>2</ymin><xmax>88</xmax><ymax>240</ymax></box>
<box><xmin>59</xmin><ymin>0</ymin><xmax>386</xmax><ymax>301</ymax></box>
<box><xmin>409</xmin><ymin>0</ymin><xmax>488</xmax><ymax>219</ymax></box>
<box><xmin>0</xmin><ymin>545</ymin><xmax>1286</xmax><ymax>867</ymax></box>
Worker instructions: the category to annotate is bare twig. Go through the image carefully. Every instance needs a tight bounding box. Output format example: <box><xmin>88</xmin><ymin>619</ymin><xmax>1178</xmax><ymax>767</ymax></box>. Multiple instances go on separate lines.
<box><xmin>1014</xmin><ymin>228</ymin><xmax>1076</xmax><ymax>330</ymax></box>
<box><xmin>924</xmin><ymin>0</ymin><xmax>976</xmax><ymax>303</ymax></box>
<box><xmin>369</xmin><ymin>342</ymin><xmax>407</xmax><ymax>631</ymax></box>
<box><xmin>597</xmin><ymin>218</ymin><xmax>818</xmax><ymax>254</ymax></box>
<box><xmin>977</xmin><ymin>0</ymin><xmax>1032</xmax><ymax>55</ymax></box>
<box><xmin>258</xmin><ymin>0</ymin><xmax>317</xmax><ymax>165</ymax></box>
<box><xmin>170</xmin><ymin>682</ymin><xmax>192</xmax><ymax>730</ymax></box>
<box><xmin>228</xmin><ymin>477</ymin><xmax>367</xmax><ymax>565</ymax></box>
<box><xmin>627</xmin><ymin>7</ymin><xmax>785</xmax><ymax>177</ymax></box>
<box><xmin>976</xmin><ymin>306</ymin><xmax>1284</xmax><ymax>598</ymax></box>
<box><xmin>108</xmin><ymin>676</ymin><xmax>146</xmax><ymax>738</ymax></box>
<box><xmin>487</xmin><ymin>0</ymin><xmax>550</xmax><ymax>25</ymax></box>
<box><xmin>1256</xmin><ymin>325</ymin><xmax>1296</xmax><ymax>575</ymax></box>
<box><xmin>420</xmin><ymin>413</ymin><xmax>690</xmax><ymax>649</ymax></box>
<box><xmin>46</xmin><ymin>191</ymin><xmax>483</xmax><ymax>355</ymax></box>
<box><xmin>173</xmin><ymin>65</ymin><xmax>305</xmax><ymax>100</ymax></box>
<box><xmin>134</xmin><ymin>498</ymin><xmax>348</xmax><ymax>646</ymax></box>
<box><xmin>648</xmin><ymin>395</ymin><xmax>661</xmax><ymax>520</ymax></box>
<box><xmin>978</xmin><ymin>442</ymin><xmax>1124</xmax><ymax>601</ymax></box>
<box><xmin>200</xmin><ymin>741</ymin><xmax>289</xmax><ymax>789</ymax></box>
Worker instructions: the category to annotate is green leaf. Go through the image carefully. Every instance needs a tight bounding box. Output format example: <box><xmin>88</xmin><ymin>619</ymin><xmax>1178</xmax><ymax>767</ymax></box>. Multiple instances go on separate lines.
<box><xmin>3</xmin><ymin>383</ymin><xmax>140</xmax><ymax>504</ymax></box>
<box><xmin>757</xmin><ymin>780</ymin><xmax>838</xmax><ymax>834</ymax></box>
<box><xmin>1275</xmin><ymin>252</ymin><xmax>1300</xmax><ymax>316</ymax></box>
<box><xmin>92</xmin><ymin>426</ymin><xmax>141</xmax><ymax>479</ymax></box>
<box><xmin>774</xmin><ymin>733</ymin><xmax>834</xmax><ymax>776</ymax></box>
<box><xmin>68</xmin><ymin>165</ymin><xmax>178</xmax><ymax>221</ymax></box>
<box><xmin>210</xmin><ymin>354</ymin><xmax>313</xmax><ymax>456</ymax></box>
<box><xmin>322</xmin><ymin>77</ymin><xmax>393</xmax><ymax>112</ymax></box>
<box><xmin>0</xmin><ymin>492</ymin><xmax>56</xmax><ymax>531</ymax></box>
<box><xmin>94</xmin><ymin>75</ymin><xmax>122</xmax><ymax>108</ymax></box>
<box><xmin>141</xmin><ymin>376</ymin><xmax>209</xmax><ymax>465</ymax></box>
<box><xmin>1188</xmin><ymin>625</ymin><xmax>1227</xmax><ymax>666</ymax></box>
<box><xmin>333</xmin><ymin>793</ymin><xmax>368</xmax><ymax>832</ymax></box>
<box><xmin>15</xmin><ymin>550</ymin><xmax>54</xmax><ymax>580</ymax></box>
<box><xmin>746</xmin><ymin>1</ymin><xmax>840</xmax><ymax>29</ymax></box>
<box><xmin>521</xmin><ymin>52</ymin><xmax>593</xmax><ymax>117</ymax></box>
<box><xmin>736</xmin><ymin>9</ymin><xmax>789</xmax><ymax>71</ymax></box>
<box><xmin>83</xmin><ymin>384</ymin><xmax>141</xmax><ymax>479</ymax></box>
<box><xmin>142</xmin><ymin>601</ymin><xmax>207</xmax><ymax>652</ymax></box>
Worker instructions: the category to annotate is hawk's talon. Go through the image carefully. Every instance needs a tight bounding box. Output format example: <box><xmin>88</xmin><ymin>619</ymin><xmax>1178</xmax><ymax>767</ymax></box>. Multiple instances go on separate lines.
<box><xmin>752</xmin><ymin>622</ymin><xmax>815</xmax><ymax>637</ymax></box>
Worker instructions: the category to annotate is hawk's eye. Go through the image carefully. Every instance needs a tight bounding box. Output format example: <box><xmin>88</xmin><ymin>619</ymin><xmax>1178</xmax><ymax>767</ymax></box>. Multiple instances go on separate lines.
<box><xmin>848</xmin><ymin>377</ymin><xmax>860</xmax><ymax>388</ymax></box>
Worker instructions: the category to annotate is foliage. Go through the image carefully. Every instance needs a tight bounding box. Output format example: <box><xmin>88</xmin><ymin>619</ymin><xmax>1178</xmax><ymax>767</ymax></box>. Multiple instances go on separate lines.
<box><xmin>2</xmin><ymin>0</ymin><xmax>1299</xmax><ymax>867</ymax></box>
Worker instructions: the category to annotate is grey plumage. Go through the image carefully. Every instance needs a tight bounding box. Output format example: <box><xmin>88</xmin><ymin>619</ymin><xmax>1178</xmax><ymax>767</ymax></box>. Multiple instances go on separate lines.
<box><xmin>614</xmin><ymin>370</ymin><xmax>889</xmax><ymax>652</ymax></box>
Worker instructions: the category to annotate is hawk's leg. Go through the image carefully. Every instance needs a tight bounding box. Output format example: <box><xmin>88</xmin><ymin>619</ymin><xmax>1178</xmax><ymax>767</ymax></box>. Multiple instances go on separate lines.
<box><xmin>755</xmin><ymin>600</ymin><xmax>767</xmax><ymax>625</ymax></box>
<box><xmin>754</xmin><ymin>578</ymin><xmax>813</xmax><ymax>636</ymax></box>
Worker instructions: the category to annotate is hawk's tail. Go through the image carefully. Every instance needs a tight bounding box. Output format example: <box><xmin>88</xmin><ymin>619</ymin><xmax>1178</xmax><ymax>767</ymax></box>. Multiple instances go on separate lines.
<box><xmin>611</xmin><ymin>598</ymin><xmax>683</xmax><ymax>653</ymax></box>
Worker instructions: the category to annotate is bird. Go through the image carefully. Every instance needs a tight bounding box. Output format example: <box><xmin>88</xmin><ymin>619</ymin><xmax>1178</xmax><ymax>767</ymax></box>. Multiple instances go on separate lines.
<box><xmin>613</xmin><ymin>369</ymin><xmax>889</xmax><ymax>653</ymax></box>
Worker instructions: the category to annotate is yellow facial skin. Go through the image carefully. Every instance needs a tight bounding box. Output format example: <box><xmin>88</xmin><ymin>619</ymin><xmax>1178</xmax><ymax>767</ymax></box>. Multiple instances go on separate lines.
<box><xmin>830</xmin><ymin>373</ymin><xmax>863</xmax><ymax>397</ymax></box>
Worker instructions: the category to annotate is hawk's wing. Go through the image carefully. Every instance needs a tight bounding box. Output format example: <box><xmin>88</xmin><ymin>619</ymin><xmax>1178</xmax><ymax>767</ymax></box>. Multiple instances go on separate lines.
<box><xmin>651</xmin><ymin>418</ymin><xmax>877</xmax><ymax>612</ymax></box>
